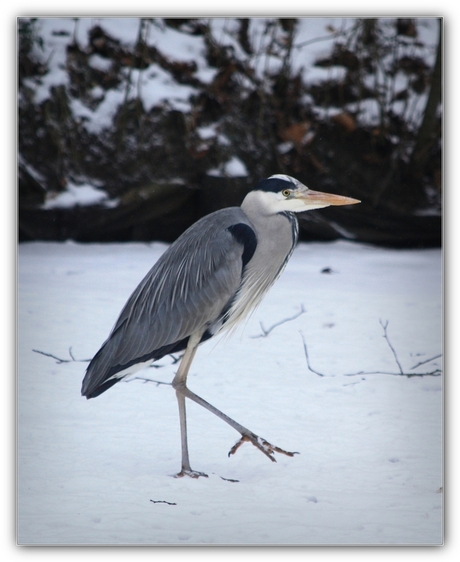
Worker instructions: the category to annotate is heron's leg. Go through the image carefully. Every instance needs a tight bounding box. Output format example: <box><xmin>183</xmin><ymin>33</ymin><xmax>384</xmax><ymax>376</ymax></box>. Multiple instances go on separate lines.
<box><xmin>173</xmin><ymin>333</ymin><xmax>297</xmax><ymax>463</ymax></box>
<box><xmin>172</xmin><ymin>331</ymin><xmax>208</xmax><ymax>478</ymax></box>
<box><xmin>175</xmin><ymin>393</ymin><xmax>208</xmax><ymax>478</ymax></box>
<box><xmin>175</xmin><ymin>383</ymin><xmax>298</xmax><ymax>462</ymax></box>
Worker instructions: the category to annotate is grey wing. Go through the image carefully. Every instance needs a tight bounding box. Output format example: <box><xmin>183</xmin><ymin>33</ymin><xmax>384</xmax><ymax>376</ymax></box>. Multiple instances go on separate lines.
<box><xmin>82</xmin><ymin>209</ymin><xmax>254</xmax><ymax>398</ymax></box>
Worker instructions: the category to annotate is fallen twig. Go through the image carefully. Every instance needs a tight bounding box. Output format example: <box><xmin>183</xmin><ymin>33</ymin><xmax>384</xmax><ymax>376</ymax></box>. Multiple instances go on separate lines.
<box><xmin>32</xmin><ymin>348</ymin><xmax>180</xmax><ymax>370</ymax></box>
<box><xmin>252</xmin><ymin>304</ymin><xmax>306</xmax><ymax>338</ymax></box>
<box><xmin>343</xmin><ymin>369</ymin><xmax>441</xmax><ymax>378</ymax></box>
<box><xmin>148</xmin><ymin>353</ymin><xmax>183</xmax><ymax>368</ymax></box>
<box><xmin>300</xmin><ymin>320</ymin><xmax>442</xmax><ymax>379</ymax></box>
<box><xmin>126</xmin><ymin>376</ymin><xmax>172</xmax><ymax>387</ymax></box>
<box><xmin>410</xmin><ymin>354</ymin><xmax>442</xmax><ymax>370</ymax></box>
<box><xmin>32</xmin><ymin>348</ymin><xmax>91</xmax><ymax>364</ymax></box>
<box><xmin>299</xmin><ymin>331</ymin><xmax>325</xmax><ymax>377</ymax></box>
<box><xmin>150</xmin><ymin>499</ymin><xmax>177</xmax><ymax>505</ymax></box>
<box><xmin>379</xmin><ymin>319</ymin><xmax>404</xmax><ymax>375</ymax></box>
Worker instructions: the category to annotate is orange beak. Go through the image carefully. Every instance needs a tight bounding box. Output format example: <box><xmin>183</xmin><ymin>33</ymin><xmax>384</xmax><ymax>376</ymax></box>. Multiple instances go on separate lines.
<box><xmin>300</xmin><ymin>189</ymin><xmax>361</xmax><ymax>207</ymax></box>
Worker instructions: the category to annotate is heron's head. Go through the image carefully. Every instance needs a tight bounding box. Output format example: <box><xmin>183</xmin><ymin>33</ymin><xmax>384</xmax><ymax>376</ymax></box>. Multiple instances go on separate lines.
<box><xmin>247</xmin><ymin>174</ymin><xmax>360</xmax><ymax>214</ymax></box>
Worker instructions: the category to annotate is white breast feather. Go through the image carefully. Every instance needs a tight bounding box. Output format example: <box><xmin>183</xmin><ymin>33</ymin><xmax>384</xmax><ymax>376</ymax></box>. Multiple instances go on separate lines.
<box><xmin>218</xmin><ymin>254</ymin><xmax>289</xmax><ymax>334</ymax></box>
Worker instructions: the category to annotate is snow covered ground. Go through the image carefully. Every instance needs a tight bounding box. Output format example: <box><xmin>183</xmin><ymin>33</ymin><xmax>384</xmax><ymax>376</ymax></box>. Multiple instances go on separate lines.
<box><xmin>17</xmin><ymin>240</ymin><xmax>442</xmax><ymax>546</ymax></box>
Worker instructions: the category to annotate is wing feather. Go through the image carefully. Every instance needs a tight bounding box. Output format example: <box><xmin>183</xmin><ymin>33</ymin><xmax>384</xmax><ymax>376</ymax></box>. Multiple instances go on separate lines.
<box><xmin>82</xmin><ymin>208</ymin><xmax>253</xmax><ymax>397</ymax></box>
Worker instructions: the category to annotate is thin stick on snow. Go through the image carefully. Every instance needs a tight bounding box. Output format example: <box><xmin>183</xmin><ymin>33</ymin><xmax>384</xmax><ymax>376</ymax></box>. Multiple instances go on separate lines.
<box><xmin>379</xmin><ymin>319</ymin><xmax>404</xmax><ymax>375</ymax></box>
<box><xmin>300</xmin><ymin>321</ymin><xmax>442</xmax><ymax>378</ymax></box>
<box><xmin>32</xmin><ymin>347</ymin><xmax>181</xmax><ymax>370</ymax></box>
<box><xmin>299</xmin><ymin>331</ymin><xmax>325</xmax><ymax>377</ymax></box>
<box><xmin>410</xmin><ymin>354</ymin><xmax>442</xmax><ymax>370</ymax></box>
<box><xmin>150</xmin><ymin>499</ymin><xmax>177</xmax><ymax>505</ymax></box>
<box><xmin>127</xmin><ymin>376</ymin><xmax>172</xmax><ymax>387</ymax></box>
<box><xmin>32</xmin><ymin>348</ymin><xmax>91</xmax><ymax>364</ymax></box>
<box><xmin>147</xmin><ymin>353</ymin><xmax>183</xmax><ymax>368</ymax></box>
<box><xmin>252</xmin><ymin>304</ymin><xmax>306</xmax><ymax>338</ymax></box>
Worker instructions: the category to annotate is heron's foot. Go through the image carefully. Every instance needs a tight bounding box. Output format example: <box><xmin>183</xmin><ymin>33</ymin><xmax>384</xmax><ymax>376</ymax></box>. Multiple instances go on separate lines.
<box><xmin>174</xmin><ymin>468</ymin><xmax>209</xmax><ymax>479</ymax></box>
<box><xmin>228</xmin><ymin>434</ymin><xmax>299</xmax><ymax>462</ymax></box>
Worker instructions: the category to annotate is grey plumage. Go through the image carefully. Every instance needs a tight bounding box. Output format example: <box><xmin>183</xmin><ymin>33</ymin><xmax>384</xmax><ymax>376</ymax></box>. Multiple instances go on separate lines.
<box><xmin>81</xmin><ymin>174</ymin><xmax>359</xmax><ymax>477</ymax></box>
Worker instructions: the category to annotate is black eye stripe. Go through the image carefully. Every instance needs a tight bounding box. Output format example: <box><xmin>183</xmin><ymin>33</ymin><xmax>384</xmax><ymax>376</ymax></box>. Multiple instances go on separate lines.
<box><xmin>253</xmin><ymin>178</ymin><xmax>295</xmax><ymax>193</ymax></box>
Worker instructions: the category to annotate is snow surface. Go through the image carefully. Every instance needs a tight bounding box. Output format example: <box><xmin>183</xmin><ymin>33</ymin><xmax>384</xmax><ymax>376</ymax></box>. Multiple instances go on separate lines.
<box><xmin>17</xmin><ymin>240</ymin><xmax>442</xmax><ymax>546</ymax></box>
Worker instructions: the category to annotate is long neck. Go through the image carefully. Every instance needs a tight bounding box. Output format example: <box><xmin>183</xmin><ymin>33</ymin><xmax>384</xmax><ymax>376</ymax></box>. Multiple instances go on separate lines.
<box><xmin>241</xmin><ymin>191</ymin><xmax>299</xmax><ymax>257</ymax></box>
<box><xmin>219</xmin><ymin>193</ymin><xmax>298</xmax><ymax>332</ymax></box>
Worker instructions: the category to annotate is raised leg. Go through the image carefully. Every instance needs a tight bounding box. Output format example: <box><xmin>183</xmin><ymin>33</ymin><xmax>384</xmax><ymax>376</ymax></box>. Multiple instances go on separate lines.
<box><xmin>174</xmin><ymin>382</ymin><xmax>298</xmax><ymax>462</ymax></box>
<box><xmin>171</xmin><ymin>331</ymin><xmax>297</xmax><ymax>478</ymax></box>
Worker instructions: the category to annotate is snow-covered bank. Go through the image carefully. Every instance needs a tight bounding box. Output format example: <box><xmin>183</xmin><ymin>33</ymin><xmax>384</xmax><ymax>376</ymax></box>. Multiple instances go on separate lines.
<box><xmin>17</xmin><ymin>240</ymin><xmax>442</xmax><ymax>545</ymax></box>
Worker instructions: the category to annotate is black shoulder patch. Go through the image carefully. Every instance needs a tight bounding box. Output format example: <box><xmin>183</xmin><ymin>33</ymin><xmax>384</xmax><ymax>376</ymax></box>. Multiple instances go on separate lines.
<box><xmin>253</xmin><ymin>177</ymin><xmax>293</xmax><ymax>193</ymax></box>
<box><xmin>227</xmin><ymin>223</ymin><xmax>257</xmax><ymax>267</ymax></box>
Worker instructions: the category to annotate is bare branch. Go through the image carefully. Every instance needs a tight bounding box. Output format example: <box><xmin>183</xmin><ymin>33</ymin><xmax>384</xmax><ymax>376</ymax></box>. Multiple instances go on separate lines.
<box><xmin>299</xmin><ymin>331</ymin><xmax>325</xmax><ymax>377</ymax></box>
<box><xmin>300</xmin><ymin>321</ymin><xmax>442</xmax><ymax>379</ymax></box>
<box><xmin>150</xmin><ymin>499</ymin><xmax>177</xmax><ymax>505</ymax></box>
<box><xmin>343</xmin><ymin>369</ymin><xmax>441</xmax><ymax>378</ymax></box>
<box><xmin>219</xmin><ymin>475</ymin><xmax>240</xmax><ymax>483</ymax></box>
<box><xmin>33</xmin><ymin>347</ymin><xmax>182</xmax><ymax>371</ymax></box>
<box><xmin>169</xmin><ymin>353</ymin><xmax>183</xmax><ymax>365</ymax></box>
<box><xmin>32</xmin><ymin>348</ymin><xmax>91</xmax><ymax>364</ymax></box>
<box><xmin>148</xmin><ymin>353</ymin><xmax>183</xmax><ymax>369</ymax></box>
<box><xmin>126</xmin><ymin>376</ymin><xmax>172</xmax><ymax>387</ymax></box>
<box><xmin>379</xmin><ymin>319</ymin><xmax>404</xmax><ymax>375</ymax></box>
<box><xmin>410</xmin><ymin>354</ymin><xmax>442</xmax><ymax>370</ymax></box>
<box><xmin>252</xmin><ymin>305</ymin><xmax>306</xmax><ymax>338</ymax></box>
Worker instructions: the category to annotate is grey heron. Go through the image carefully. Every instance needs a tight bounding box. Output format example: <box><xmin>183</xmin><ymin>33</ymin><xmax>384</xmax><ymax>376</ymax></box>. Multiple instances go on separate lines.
<box><xmin>82</xmin><ymin>174</ymin><xmax>359</xmax><ymax>478</ymax></box>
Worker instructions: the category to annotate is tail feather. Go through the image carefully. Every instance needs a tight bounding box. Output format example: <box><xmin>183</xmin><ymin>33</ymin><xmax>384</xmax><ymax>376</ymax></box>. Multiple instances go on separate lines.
<box><xmin>82</xmin><ymin>376</ymin><xmax>120</xmax><ymax>399</ymax></box>
<box><xmin>81</xmin><ymin>328</ymin><xmax>214</xmax><ymax>399</ymax></box>
<box><xmin>81</xmin><ymin>343</ymin><xmax>120</xmax><ymax>399</ymax></box>
<box><xmin>81</xmin><ymin>322</ymin><xmax>129</xmax><ymax>399</ymax></box>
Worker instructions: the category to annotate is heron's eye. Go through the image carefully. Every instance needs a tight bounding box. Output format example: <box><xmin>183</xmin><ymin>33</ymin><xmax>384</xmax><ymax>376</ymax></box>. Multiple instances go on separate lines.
<box><xmin>282</xmin><ymin>189</ymin><xmax>291</xmax><ymax>198</ymax></box>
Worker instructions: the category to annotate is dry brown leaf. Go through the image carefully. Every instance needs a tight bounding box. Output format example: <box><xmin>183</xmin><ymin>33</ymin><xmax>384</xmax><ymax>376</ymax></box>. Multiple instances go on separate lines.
<box><xmin>332</xmin><ymin>113</ymin><xmax>356</xmax><ymax>132</ymax></box>
<box><xmin>279</xmin><ymin>122</ymin><xmax>311</xmax><ymax>144</ymax></box>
